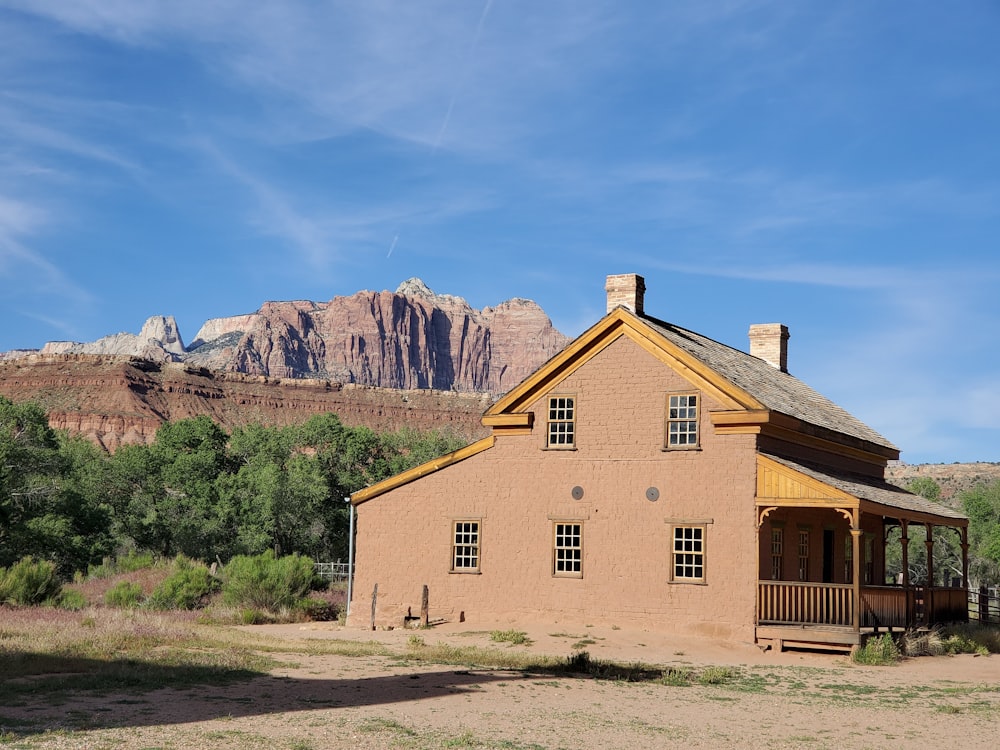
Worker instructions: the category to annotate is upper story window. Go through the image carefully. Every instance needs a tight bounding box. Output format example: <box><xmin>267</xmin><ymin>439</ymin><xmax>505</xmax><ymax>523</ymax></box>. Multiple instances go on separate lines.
<box><xmin>546</xmin><ymin>396</ymin><xmax>576</xmax><ymax>448</ymax></box>
<box><xmin>666</xmin><ymin>393</ymin><xmax>699</xmax><ymax>448</ymax></box>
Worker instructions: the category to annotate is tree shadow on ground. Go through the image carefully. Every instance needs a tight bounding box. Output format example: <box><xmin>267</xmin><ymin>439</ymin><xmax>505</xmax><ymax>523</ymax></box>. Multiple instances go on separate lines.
<box><xmin>0</xmin><ymin>650</ymin><xmax>537</xmax><ymax>737</ymax></box>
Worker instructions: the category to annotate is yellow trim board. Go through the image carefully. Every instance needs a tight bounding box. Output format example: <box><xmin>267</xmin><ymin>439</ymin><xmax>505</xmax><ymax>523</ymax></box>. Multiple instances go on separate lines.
<box><xmin>352</xmin><ymin>435</ymin><xmax>496</xmax><ymax>505</ymax></box>
<box><xmin>481</xmin><ymin>413</ymin><xmax>534</xmax><ymax>428</ymax></box>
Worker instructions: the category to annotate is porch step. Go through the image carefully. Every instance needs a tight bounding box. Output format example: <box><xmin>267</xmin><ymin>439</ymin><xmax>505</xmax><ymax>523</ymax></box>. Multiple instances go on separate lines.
<box><xmin>756</xmin><ymin>625</ymin><xmax>859</xmax><ymax>654</ymax></box>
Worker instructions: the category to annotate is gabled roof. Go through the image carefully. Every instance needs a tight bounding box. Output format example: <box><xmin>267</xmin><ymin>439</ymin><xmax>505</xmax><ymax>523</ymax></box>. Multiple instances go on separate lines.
<box><xmin>640</xmin><ymin>315</ymin><xmax>896</xmax><ymax>451</ymax></box>
<box><xmin>487</xmin><ymin>306</ymin><xmax>896</xmax><ymax>453</ymax></box>
<box><xmin>354</xmin><ymin>305</ymin><xmax>902</xmax><ymax>504</ymax></box>
<box><xmin>761</xmin><ymin>454</ymin><xmax>967</xmax><ymax>525</ymax></box>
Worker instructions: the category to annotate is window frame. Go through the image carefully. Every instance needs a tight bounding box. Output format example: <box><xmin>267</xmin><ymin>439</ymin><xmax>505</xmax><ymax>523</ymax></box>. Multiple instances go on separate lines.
<box><xmin>545</xmin><ymin>395</ymin><xmax>577</xmax><ymax>449</ymax></box>
<box><xmin>844</xmin><ymin>534</ymin><xmax>853</xmax><ymax>584</ymax></box>
<box><xmin>450</xmin><ymin>519</ymin><xmax>481</xmax><ymax>574</ymax></box>
<box><xmin>552</xmin><ymin>521</ymin><xmax>583</xmax><ymax>578</ymax></box>
<box><xmin>797</xmin><ymin>529</ymin><xmax>810</xmax><ymax>582</ymax></box>
<box><xmin>665</xmin><ymin>392</ymin><xmax>700</xmax><ymax>450</ymax></box>
<box><xmin>770</xmin><ymin>527</ymin><xmax>784</xmax><ymax>581</ymax></box>
<box><xmin>669</xmin><ymin>523</ymin><xmax>707</xmax><ymax>584</ymax></box>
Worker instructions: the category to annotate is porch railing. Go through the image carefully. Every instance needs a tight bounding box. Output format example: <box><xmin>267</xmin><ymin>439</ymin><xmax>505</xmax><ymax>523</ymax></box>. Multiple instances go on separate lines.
<box><xmin>758</xmin><ymin>581</ymin><xmax>854</xmax><ymax>627</ymax></box>
<box><xmin>759</xmin><ymin>581</ymin><xmax>970</xmax><ymax>630</ymax></box>
<box><xmin>859</xmin><ymin>586</ymin><xmax>909</xmax><ymax>629</ymax></box>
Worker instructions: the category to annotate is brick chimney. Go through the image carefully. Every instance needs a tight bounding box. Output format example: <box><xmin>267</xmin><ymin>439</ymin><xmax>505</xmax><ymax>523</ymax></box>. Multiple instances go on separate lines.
<box><xmin>748</xmin><ymin>323</ymin><xmax>789</xmax><ymax>372</ymax></box>
<box><xmin>605</xmin><ymin>273</ymin><xmax>645</xmax><ymax>315</ymax></box>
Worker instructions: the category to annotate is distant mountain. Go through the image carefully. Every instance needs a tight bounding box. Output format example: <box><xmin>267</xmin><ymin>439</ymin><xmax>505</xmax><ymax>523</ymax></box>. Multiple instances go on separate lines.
<box><xmin>0</xmin><ymin>279</ymin><xmax>568</xmax><ymax>450</ymax></box>
<box><xmin>2</xmin><ymin>279</ymin><xmax>571</xmax><ymax>396</ymax></box>
<box><xmin>886</xmin><ymin>462</ymin><xmax>1000</xmax><ymax>506</ymax></box>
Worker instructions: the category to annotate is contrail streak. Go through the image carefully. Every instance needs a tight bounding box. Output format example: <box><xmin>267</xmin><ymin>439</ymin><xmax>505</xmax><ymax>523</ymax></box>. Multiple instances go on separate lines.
<box><xmin>432</xmin><ymin>0</ymin><xmax>494</xmax><ymax>152</ymax></box>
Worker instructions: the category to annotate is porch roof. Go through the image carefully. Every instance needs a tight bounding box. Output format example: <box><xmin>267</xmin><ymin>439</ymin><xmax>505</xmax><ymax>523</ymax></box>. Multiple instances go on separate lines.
<box><xmin>763</xmin><ymin>454</ymin><xmax>968</xmax><ymax>524</ymax></box>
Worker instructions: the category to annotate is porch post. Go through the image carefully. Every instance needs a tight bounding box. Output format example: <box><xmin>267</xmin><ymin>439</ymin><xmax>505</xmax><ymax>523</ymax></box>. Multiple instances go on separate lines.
<box><xmin>900</xmin><ymin>520</ymin><xmax>910</xmax><ymax>588</ymax></box>
<box><xmin>924</xmin><ymin>523</ymin><xmax>935</xmax><ymax>589</ymax></box>
<box><xmin>850</xmin><ymin>528</ymin><xmax>862</xmax><ymax>632</ymax></box>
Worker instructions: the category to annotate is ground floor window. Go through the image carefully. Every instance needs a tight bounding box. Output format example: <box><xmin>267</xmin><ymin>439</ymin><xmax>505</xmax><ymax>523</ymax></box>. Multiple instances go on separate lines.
<box><xmin>770</xmin><ymin>528</ymin><xmax>784</xmax><ymax>580</ymax></box>
<box><xmin>553</xmin><ymin>522</ymin><xmax>582</xmax><ymax>577</ymax></box>
<box><xmin>797</xmin><ymin>529</ymin><xmax>810</xmax><ymax>581</ymax></box>
<box><xmin>671</xmin><ymin>525</ymin><xmax>705</xmax><ymax>582</ymax></box>
<box><xmin>864</xmin><ymin>533</ymin><xmax>875</xmax><ymax>585</ymax></box>
<box><xmin>451</xmin><ymin>520</ymin><xmax>480</xmax><ymax>572</ymax></box>
<box><xmin>844</xmin><ymin>535</ymin><xmax>853</xmax><ymax>584</ymax></box>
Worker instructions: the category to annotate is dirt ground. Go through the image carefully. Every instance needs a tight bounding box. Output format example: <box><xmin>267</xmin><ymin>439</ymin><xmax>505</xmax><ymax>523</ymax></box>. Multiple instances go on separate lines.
<box><xmin>4</xmin><ymin>620</ymin><xmax>999</xmax><ymax>750</ymax></box>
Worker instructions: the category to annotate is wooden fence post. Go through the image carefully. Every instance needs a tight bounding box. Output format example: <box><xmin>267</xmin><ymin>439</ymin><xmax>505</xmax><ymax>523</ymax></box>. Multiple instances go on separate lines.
<box><xmin>420</xmin><ymin>585</ymin><xmax>429</xmax><ymax>627</ymax></box>
<box><xmin>370</xmin><ymin>583</ymin><xmax>378</xmax><ymax>631</ymax></box>
<box><xmin>981</xmin><ymin>585</ymin><xmax>990</xmax><ymax>624</ymax></box>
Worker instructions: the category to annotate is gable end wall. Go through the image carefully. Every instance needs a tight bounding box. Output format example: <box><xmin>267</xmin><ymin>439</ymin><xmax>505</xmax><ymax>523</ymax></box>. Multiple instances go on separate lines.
<box><xmin>349</xmin><ymin>335</ymin><xmax>760</xmax><ymax>641</ymax></box>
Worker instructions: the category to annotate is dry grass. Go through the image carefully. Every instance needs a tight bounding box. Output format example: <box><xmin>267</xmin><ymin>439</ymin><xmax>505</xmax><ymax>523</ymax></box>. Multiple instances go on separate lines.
<box><xmin>0</xmin><ymin>605</ymin><xmax>273</xmax><ymax>700</ymax></box>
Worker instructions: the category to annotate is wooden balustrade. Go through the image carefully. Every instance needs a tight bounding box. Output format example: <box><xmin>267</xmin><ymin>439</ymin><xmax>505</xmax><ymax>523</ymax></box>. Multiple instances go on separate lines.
<box><xmin>859</xmin><ymin>586</ymin><xmax>909</xmax><ymax>629</ymax></box>
<box><xmin>758</xmin><ymin>581</ymin><xmax>854</xmax><ymax>626</ymax></box>
<box><xmin>927</xmin><ymin>587</ymin><xmax>968</xmax><ymax>624</ymax></box>
<box><xmin>759</xmin><ymin>582</ymin><xmax>969</xmax><ymax>630</ymax></box>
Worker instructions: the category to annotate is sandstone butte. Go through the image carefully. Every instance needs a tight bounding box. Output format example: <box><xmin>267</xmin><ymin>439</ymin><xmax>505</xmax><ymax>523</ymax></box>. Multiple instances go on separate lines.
<box><xmin>0</xmin><ymin>279</ymin><xmax>569</xmax><ymax>451</ymax></box>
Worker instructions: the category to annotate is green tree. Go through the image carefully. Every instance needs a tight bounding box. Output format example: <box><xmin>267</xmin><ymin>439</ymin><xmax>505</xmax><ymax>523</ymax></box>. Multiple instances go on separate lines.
<box><xmin>962</xmin><ymin>480</ymin><xmax>1000</xmax><ymax>585</ymax></box>
<box><xmin>0</xmin><ymin>398</ymin><xmax>114</xmax><ymax>575</ymax></box>
<box><xmin>381</xmin><ymin>426</ymin><xmax>469</xmax><ymax>477</ymax></box>
<box><xmin>906</xmin><ymin>477</ymin><xmax>941</xmax><ymax>502</ymax></box>
<box><xmin>217</xmin><ymin>423</ymin><xmax>336</xmax><ymax>559</ymax></box>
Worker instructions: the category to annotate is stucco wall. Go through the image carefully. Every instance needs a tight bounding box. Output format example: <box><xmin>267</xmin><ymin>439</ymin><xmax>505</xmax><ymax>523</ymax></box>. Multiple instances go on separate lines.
<box><xmin>348</xmin><ymin>335</ymin><xmax>760</xmax><ymax>642</ymax></box>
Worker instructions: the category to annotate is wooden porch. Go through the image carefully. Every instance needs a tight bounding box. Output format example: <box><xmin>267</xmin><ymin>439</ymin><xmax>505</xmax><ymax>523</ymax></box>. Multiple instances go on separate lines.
<box><xmin>756</xmin><ymin>581</ymin><xmax>969</xmax><ymax>652</ymax></box>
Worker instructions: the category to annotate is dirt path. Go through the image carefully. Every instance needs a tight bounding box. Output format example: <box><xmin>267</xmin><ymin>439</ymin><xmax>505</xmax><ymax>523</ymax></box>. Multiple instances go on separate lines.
<box><xmin>4</xmin><ymin>621</ymin><xmax>999</xmax><ymax>749</ymax></box>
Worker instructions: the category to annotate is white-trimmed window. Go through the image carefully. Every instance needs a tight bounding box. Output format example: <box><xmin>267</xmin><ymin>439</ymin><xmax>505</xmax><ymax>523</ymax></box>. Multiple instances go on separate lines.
<box><xmin>671</xmin><ymin>525</ymin><xmax>705</xmax><ymax>582</ymax></box>
<box><xmin>797</xmin><ymin>530</ymin><xmax>810</xmax><ymax>581</ymax></box>
<box><xmin>666</xmin><ymin>393</ymin><xmax>699</xmax><ymax>448</ymax></box>
<box><xmin>451</xmin><ymin>520</ymin><xmax>480</xmax><ymax>572</ymax></box>
<box><xmin>770</xmin><ymin>528</ymin><xmax>784</xmax><ymax>580</ymax></box>
<box><xmin>553</xmin><ymin>522</ymin><xmax>582</xmax><ymax>576</ymax></box>
<box><xmin>546</xmin><ymin>396</ymin><xmax>576</xmax><ymax>448</ymax></box>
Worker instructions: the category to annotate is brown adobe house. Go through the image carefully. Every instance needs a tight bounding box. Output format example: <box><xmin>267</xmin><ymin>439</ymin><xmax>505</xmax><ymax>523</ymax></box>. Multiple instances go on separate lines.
<box><xmin>347</xmin><ymin>274</ymin><xmax>969</xmax><ymax>652</ymax></box>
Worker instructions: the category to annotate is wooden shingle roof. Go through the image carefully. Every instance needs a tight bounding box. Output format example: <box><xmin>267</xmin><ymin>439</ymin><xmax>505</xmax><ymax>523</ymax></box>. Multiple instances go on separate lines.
<box><xmin>640</xmin><ymin>314</ymin><xmax>897</xmax><ymax>452</ymax></box>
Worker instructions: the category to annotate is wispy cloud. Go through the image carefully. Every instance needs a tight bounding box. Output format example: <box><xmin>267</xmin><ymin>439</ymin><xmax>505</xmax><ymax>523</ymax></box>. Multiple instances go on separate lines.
<box><xmin>197</xmin><ymin>138</ymin><xmax>496</xmax><ymax>272</ymax></box>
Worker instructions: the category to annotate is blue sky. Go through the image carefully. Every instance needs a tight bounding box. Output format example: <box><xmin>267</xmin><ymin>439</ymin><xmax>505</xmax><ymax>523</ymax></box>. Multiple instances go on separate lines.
<box><xmin>1</xmin><ymin>2</ymin><xmax>998</xmax><ymax>465</ymax></box>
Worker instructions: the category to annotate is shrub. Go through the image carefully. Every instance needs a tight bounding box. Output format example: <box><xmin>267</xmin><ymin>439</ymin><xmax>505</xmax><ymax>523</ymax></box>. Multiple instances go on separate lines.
<box><xmin>116</xmin><ymin>550</ymin><xmax>156</xmax><ymax>574</ymax></box>
<box><xmin>903</xmin><ymin>628</ymin><xmax>945</xmax><ymax>656</ymax></box>
<box><xmin>904</xmin><ymin>624</ymin><xmax>998</xmax><ymax>656</ymax></box>
<box><xmin>490</xmin><ymin>629</ymin><xmax>530</xmax><ymax>645</ymax></box>
<box><xmin>146</xmin><ymin>556</ymin><xmax>218</xmax><ymax>610</ymax></box>
<box><xmin>56</xmin><ymin>588</ymin><xmax>88</xmax><ymax>611</ymax></box>
<box><xmin>105</xmin><ymin>581</ymin><xmax>144</xmax><ymax>608</ymax></box>
<box><xmin>0</xmin><ymin>557</ymin><xmax>62</xmax><ymax>605</ymax></box>
<box><xmin>221</xmin><ymin>551</ymin><xmax>316</xmax><ymax>613</ymax></box>
<box><xmin>931</xmin><ymin>623</ymin><xmax>997</xmax><ymax>655</ymax></box>
<box><xmin>87</xmin><ymin>551</ymin><xmax>156</xmax><ymax>580</ymax></box>
<box><xmin>659</xmin><ymin>667</ymin><xmax>693</xmax><ymax>686</ymax></box>
<box><xmin>698</xmin><ymin>666</ymin><xmax>738</xmax><ymax>685</ymax></box>
<box><xmin>852</xmin><ymin>633</ymin><xmax>901</xmax><ymax>665</ymax></box>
